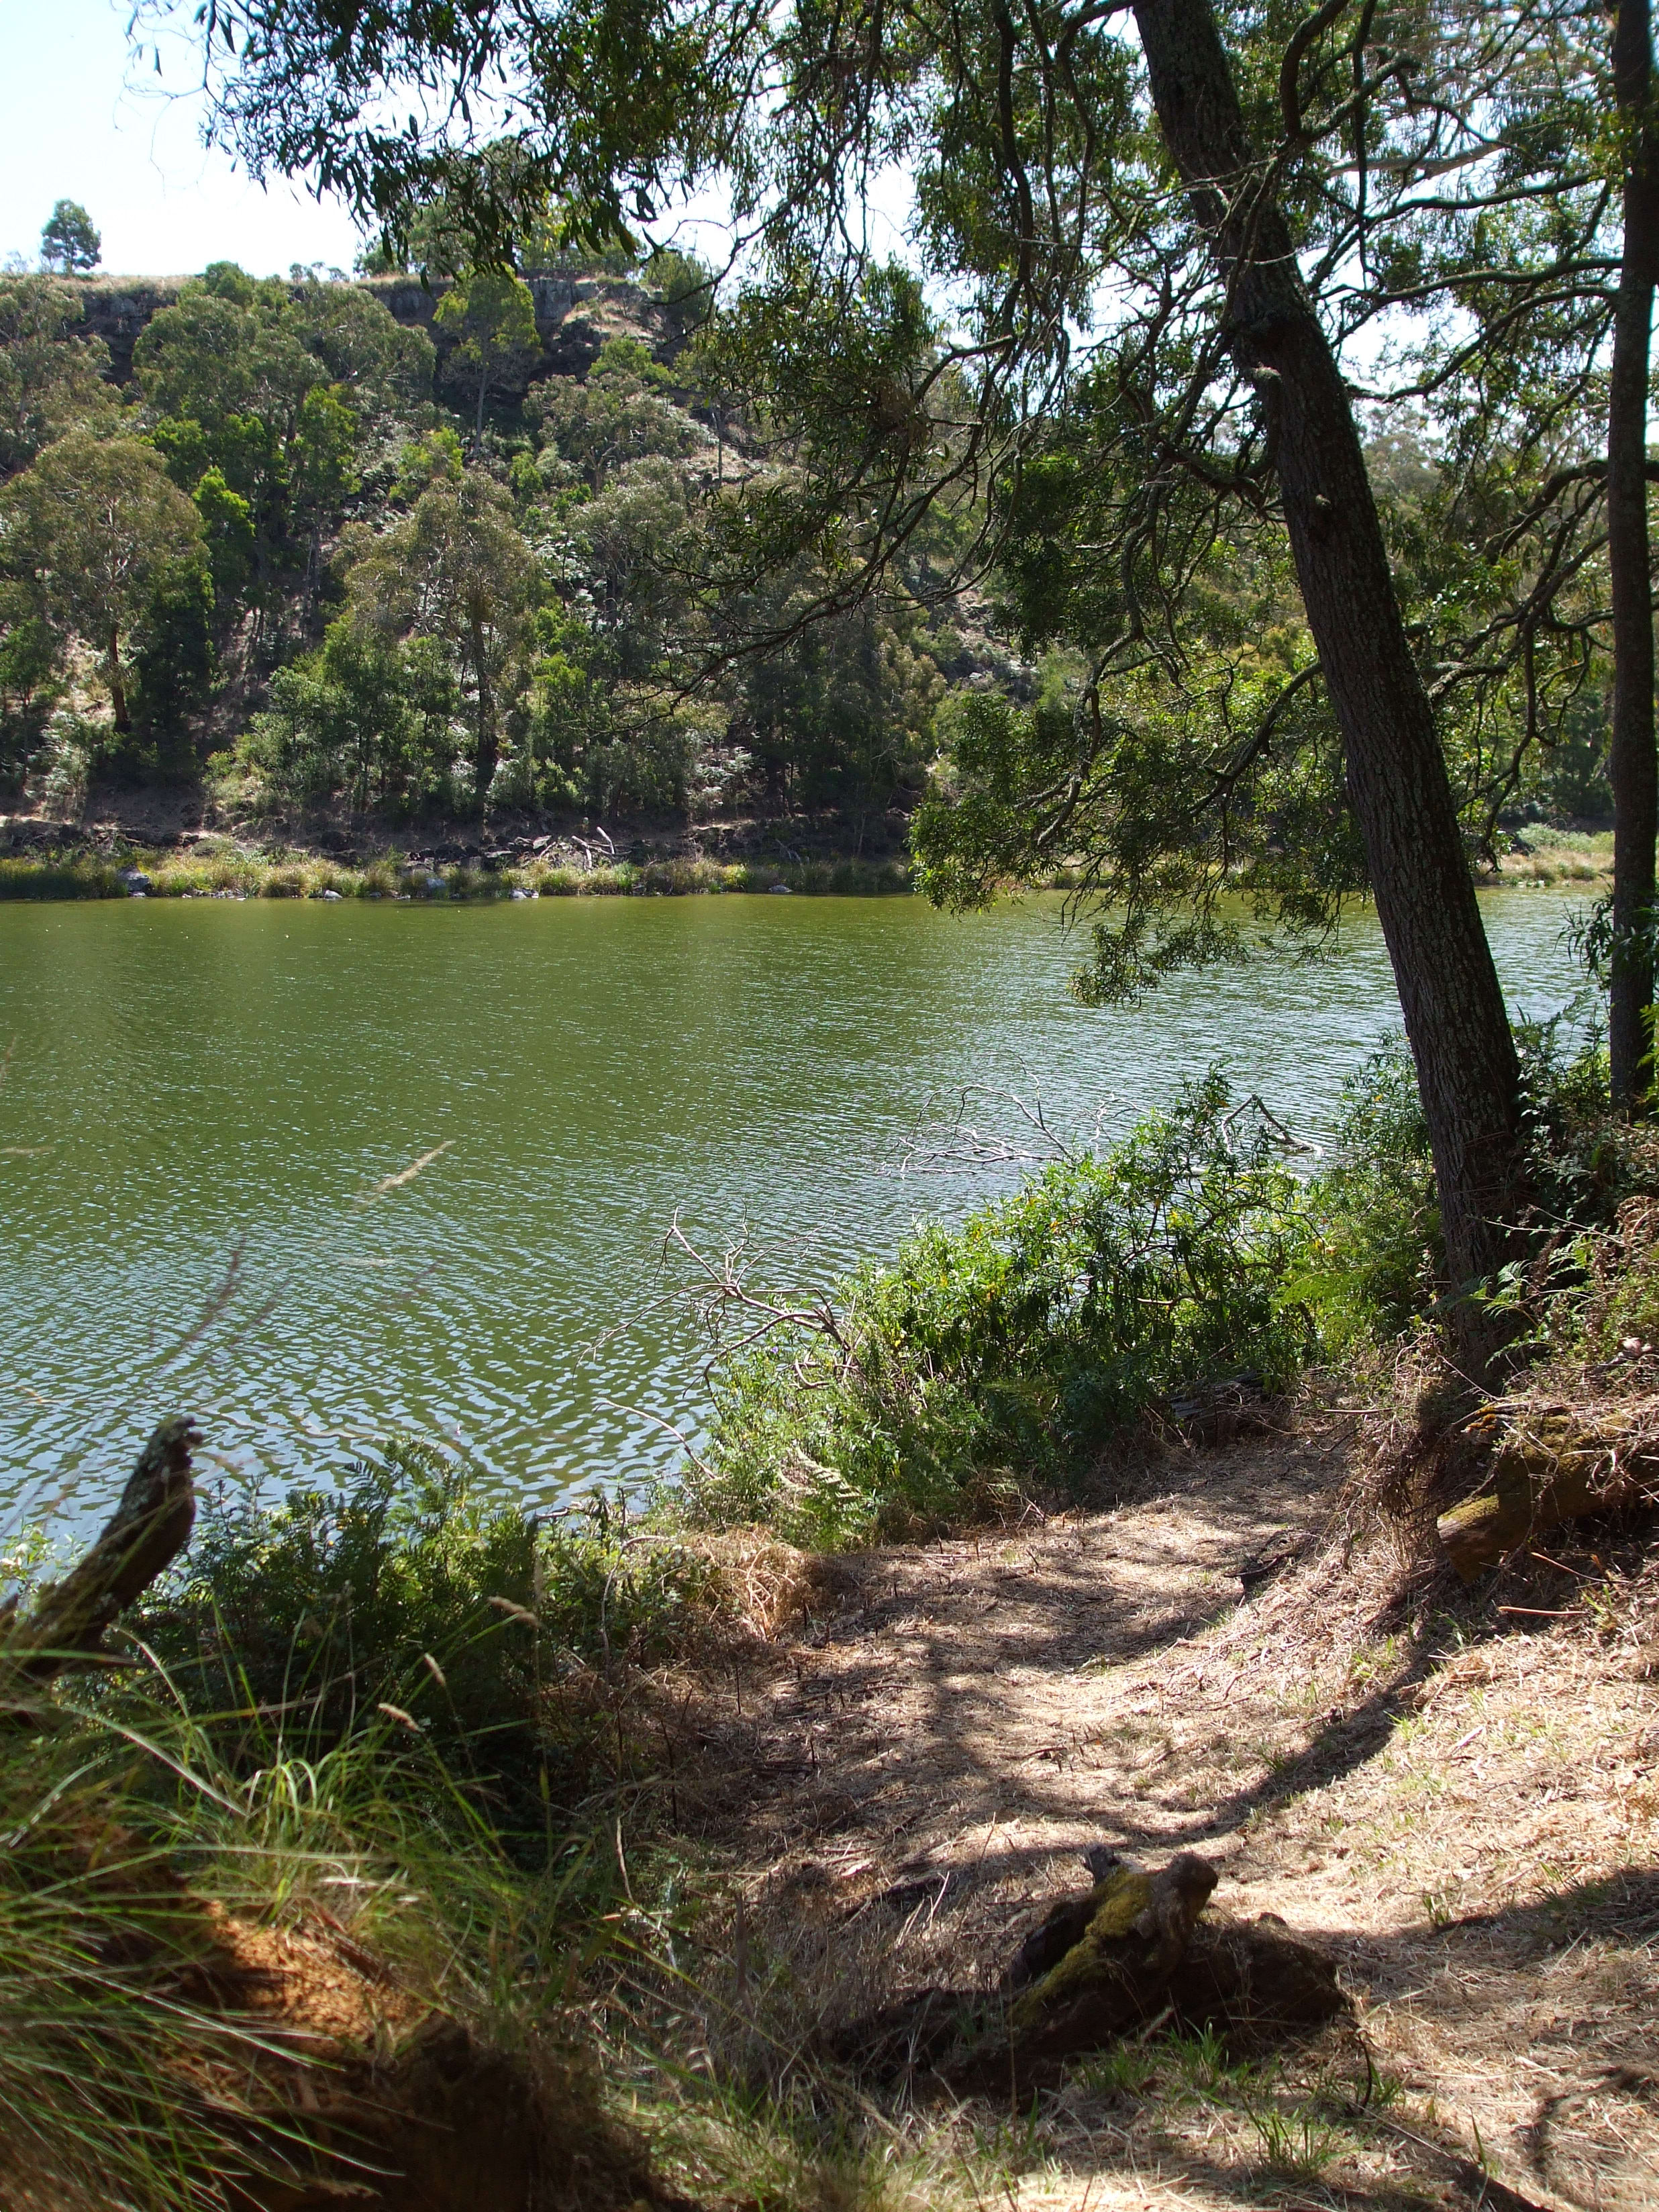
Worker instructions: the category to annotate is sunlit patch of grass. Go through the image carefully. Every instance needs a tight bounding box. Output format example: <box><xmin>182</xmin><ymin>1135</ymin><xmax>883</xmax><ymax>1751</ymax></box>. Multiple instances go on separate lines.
<box><xmin>1242</xmin><ymin>2092</ymin><xmax>1341</xmax><ymax>2178</ymax></box>
<box><xmin>0</xmin><ymin>856</ymin><xmax>123</xmax><ymax>899</ymax></box>
<box><xmin>1494</xmin><ymin>826</ymin><xmax>1613</xmax><ymax>884</ymax></box>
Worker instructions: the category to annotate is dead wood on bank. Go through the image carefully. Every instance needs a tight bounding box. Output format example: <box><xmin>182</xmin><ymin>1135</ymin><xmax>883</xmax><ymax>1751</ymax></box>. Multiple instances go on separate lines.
<box><xmin>834</xmin><ymin>1851</ymin><xmax>1348</xmax><ymax>2097</ymax></box>
<box><xmin>1436</xmin><ymin>1395</ymin><xmax>1659</xmax><ymax>1580</ymax></box>
<box><xmin>0</xmin><ymin>1412</ymin><xmax>198</xmax><ymax>1707</ymax></box>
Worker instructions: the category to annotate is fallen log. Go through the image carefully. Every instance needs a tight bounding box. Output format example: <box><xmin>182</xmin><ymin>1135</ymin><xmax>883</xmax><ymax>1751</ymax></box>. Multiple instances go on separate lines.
<box><xmin>0</xmin><ymin>1414</ymin><xmax>199</xmax><ymax>1706</ymax></box>
<box><xmin>1436</xmin><ymin>1401</ymin><xmax>1659</xmax><ymax>1581</ymax></box>
<box><xmin>836</xmin><ymin>1850</ymin><xmax>1347</xmax><ymax>2096</ymax></box>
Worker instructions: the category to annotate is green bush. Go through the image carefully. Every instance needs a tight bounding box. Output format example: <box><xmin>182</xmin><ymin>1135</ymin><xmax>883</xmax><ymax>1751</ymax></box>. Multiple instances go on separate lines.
<box><xmin>685</xmin><ymin>1072</ymin><xmax>1318</xmax><ymax>1545</ymax></box>
<box><xmin>1293</xmin><ymin>1042</ymin><xmax>1439</xmax><ymax>1347</ymax></box>
<box><xmin>134</xmin><ymin>1441</ymin><xmax>722</xmax><ymax>1856</ymax></box>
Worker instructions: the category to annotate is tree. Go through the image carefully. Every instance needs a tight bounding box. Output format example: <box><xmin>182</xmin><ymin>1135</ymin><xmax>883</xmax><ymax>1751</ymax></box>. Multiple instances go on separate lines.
<box><xmin>527</xmin><ymin>336</ymin><xmax>697</xmax><ymax>492</ymax></box>
<box><xmin>242</xmin><ymin>617</ymin><xmax>461</xmax><ymax>811</ymax></box>
<box><xmin>1607</xmin><ymin>0</ymin><xmax>1659</xmax><ymax>1112</ymax></box>
<box><xmin>40</xmin><ymin>201</ymin><xmax>100</xmax><ymax>276</ymax></box>
<box><xmin>146</xmin><ymin>0</ymin><xmax>1599</xmax><ymax>1356</ymax></box>
<box><xmin>0</xmin><ymin>275</ymin><xmax>115</xmax><ymax>479</ymax></box>
<box><xmin>1131</xmin><ymin>0</ymin><xmax>1525</xmax><ymax>1346</ymax></box>
<box><xmin>346</xmin><ymin>454</ymin><xmax>538</xmax><ymax>803</ymax></box>
<box><xmin>133</xmin><ymin>262</ymin><xmax>433</xmax><ymax>601</ymax></box>
<box><xmin>0</xmin><ymin>431</ymin><xmax>207</xmax><ymax>730</ymax></box>
<box><xmin>433</xmin><ymin>268</ymin><xmax>539</xmax><ymax>444</ymax></box>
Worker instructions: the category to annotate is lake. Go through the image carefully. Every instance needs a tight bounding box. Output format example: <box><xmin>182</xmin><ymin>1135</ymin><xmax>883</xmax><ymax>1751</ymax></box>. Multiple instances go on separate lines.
<box><xmin>0</xmin><ymin>887</ymin><xmax>1592</xmax><ymax>1525</ymax></box>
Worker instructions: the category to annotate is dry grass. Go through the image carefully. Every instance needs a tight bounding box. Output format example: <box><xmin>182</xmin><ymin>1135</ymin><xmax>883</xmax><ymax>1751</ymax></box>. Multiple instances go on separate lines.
<box><xmin>648</xmin><ymin>1418</ymin><xmax>1659</xmax><ymax>2210</ymax></box>
<box><xmin>1490</xmin><ymin>828</ymin><xmax>1614</xmax><ymax>886</ymax></box>
<box><xmin>0</xmin><ymin>844</ymin><xmax>913</xmax><ymax>903</ymax></box>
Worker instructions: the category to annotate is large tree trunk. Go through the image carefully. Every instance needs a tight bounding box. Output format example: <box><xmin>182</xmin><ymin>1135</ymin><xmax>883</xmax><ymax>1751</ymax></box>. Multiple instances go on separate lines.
<box><xmin>1608</xmin><ymin>0</ymin><xmax>1659</xmax><ymax>1115</ymax></box>
<box><xmin>1132</xmin><ymin>0</ymin><xmax>1525</xmax><ymax>1367</ymax></box>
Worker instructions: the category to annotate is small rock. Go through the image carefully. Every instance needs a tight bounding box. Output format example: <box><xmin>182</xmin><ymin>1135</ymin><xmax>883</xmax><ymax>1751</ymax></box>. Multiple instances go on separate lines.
<box><xmin>321</xmin><ymin>889</ymin><xmax>343</xmax><ymax>901</ymax></box>
<box><xmin>511</xmin><ymin>887</ymin><xmax>532</xmax><ymax>900</ymax></box>
<box><xmin>769</xmin><ymin>883</ymin><xmax>793</xmax><ymax>895</ymax></box>
<box><xmin>117</xmin><ymin>868</ymin><xmax>152</xmax><ymax>895</ymax></box>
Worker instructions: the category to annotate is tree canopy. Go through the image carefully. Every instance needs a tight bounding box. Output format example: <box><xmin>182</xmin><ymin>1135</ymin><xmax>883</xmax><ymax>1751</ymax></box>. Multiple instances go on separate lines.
<box><xmin>39</xmin><ymin>201</ymin><xmax>100</xmax><ymax>276</ymax></box>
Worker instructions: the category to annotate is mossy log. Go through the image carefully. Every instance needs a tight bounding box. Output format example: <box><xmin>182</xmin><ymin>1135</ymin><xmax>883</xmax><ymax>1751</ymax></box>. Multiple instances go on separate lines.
<box><xmin>0</xmin><ymin>1415</ymin><xmax>198</xmax><ymax>1707</ymax></box>
<box><xmin>1437</xmin><ymin>1405</ymin><xmax>1653</xmax><ymax>1581</ymax></box>
<box><xmin>1004</xmin><ymin>1854</ymin><xmax>1219</xmax><ymax>2051</ymax></box>
<box><xmin>838</xmin><ymin>1852</ymin><xmax>1346</xmax><ymax>2095</ymax></box>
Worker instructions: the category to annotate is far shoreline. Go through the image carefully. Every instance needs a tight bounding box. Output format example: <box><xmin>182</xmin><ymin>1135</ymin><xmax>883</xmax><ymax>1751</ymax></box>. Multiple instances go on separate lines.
<box><xmin>0</xmin><ymin>813</ymin><xmax>1613</xmax><ymax>903</ymax></box>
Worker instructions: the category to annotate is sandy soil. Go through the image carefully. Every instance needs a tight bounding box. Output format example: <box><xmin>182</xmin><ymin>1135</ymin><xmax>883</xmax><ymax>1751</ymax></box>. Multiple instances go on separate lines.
<box><xmin>681</xmin><ymin>1417</ymin><xmax>1659</xmax><ymax>2211</ymax></box>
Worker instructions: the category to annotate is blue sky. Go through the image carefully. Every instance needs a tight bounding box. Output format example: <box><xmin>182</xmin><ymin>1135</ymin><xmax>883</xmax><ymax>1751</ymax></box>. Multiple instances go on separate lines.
<box><xmin>1</xmin><ymin>0</ymin><xmax>366</xmax><ymax>275</ymax></box>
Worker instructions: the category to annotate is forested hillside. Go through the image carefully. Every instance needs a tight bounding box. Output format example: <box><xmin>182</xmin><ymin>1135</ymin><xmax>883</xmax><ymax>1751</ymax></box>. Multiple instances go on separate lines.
<box><xmin>0</xmin><ymin>247</ymin><xmax>1019</xmax><ymax>846</ymax></box>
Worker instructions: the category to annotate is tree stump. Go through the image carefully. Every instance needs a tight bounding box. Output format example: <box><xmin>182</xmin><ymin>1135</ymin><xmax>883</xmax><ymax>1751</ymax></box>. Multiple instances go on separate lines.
<box><xmin>0</xmin><ymin>1414</ymin><xmax>199</xmax><ymax>1712</ymax></box>
<box><xmin>837</xmin><ymin>1852</ymin><xmax>1348</xmax><ymax>2097</ymax></box>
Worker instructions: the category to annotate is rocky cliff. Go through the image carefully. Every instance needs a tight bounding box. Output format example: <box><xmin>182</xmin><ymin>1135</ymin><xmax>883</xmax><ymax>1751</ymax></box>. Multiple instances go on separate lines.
<box><xmin>66</xmin><ymin>270</ymin><xmax>679</xmax><ymax>395</ymax></box>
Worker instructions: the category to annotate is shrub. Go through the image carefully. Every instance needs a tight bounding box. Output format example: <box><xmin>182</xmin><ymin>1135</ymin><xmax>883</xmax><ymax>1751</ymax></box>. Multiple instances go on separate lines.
<box><xmin>134</xmin><ymin>1441</ymin><xmax>723</xmax><ymax>1855</ymax></box>
<box><xmin>685</xmin><ymin>1072</ymin><xmax>1318</xmax><ymax>1545</ymax></box>
<box><xmin>1293</xmin><ymin>1043</ymin><xmax>1439</xmax><ymax>1348</ymax></box>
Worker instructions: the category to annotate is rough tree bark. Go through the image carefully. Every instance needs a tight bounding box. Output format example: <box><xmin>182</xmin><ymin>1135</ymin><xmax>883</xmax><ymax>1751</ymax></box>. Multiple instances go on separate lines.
<box><xmin>1132</xmin><ymin>0</ymin><xmax>1525</xmax><ymax>1365</ymax></box>
<box><xmin>1609</xmin><ymin>0</ymin><xmax>1659</xmax><ymax>1115</ymax></box>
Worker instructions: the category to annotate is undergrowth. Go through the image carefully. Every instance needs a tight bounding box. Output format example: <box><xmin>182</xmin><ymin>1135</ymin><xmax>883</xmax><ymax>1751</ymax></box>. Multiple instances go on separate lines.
<box><xmin>681</xmin><ymin>1070</ymin><xmax>1317</xmax><ymax>1544</ymax></box>
<box><xmin>676</xmin><ymin>1029</ymin><xmax>1659</xmax><ymax>1546</ymax></box>
<box><xmin>128</xmin><ymin>1442</ymin><xmax>740</xmax><ymax>1858</ymax></box>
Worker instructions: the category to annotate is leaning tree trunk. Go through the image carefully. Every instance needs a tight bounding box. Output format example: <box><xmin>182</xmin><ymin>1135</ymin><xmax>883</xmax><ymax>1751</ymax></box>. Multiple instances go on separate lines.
<box><xmin>1608</xmin><ymin>0</ymin><xmax>1659</xmax><ymax>1115</ymax></box>
<box><xmin>1133</xmin><ymin>0</ymin><xmax>1525</xmax><ymax>1369</ymax></box>
<box><xmin>0</xmin><ymin>1416</ymin><xmax>197</xmax><ymax>1711</ymax></box>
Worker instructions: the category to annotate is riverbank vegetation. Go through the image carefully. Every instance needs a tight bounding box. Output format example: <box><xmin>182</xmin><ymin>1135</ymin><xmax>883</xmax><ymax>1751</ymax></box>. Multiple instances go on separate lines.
<box><xmin>0</xmin><ymin>841</ymin><xmax>910</xmax><ymax>902</ymax></box>
<box><xmin>9</xmin><ymin>1021</ymin><xmax>1659</xmax><ymax>2205</ymax></box>
<box><xmin>0</xmin><ymin>254</ymin><xmax>995</xmax><ymax>848</ymax></box>
<box><xmin>9</xmin><ymin>0</ymin><xmax>1659</xmax><ymax>2198</ymax></box>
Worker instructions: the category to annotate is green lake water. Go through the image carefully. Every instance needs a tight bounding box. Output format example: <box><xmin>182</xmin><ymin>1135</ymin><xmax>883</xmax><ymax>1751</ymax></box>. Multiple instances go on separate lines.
<box><xmin>0</xmin><ymin>888</ymin><xmax>1592</xmax><ymax>1524</ymax></box>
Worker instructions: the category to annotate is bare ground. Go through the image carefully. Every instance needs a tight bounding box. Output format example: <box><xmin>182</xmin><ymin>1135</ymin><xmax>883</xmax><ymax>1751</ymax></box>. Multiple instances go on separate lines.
<box><xmin>674</xmin><ymin>1415</ymin><xmax>1659</xmax><ymax>2212</ymax></box>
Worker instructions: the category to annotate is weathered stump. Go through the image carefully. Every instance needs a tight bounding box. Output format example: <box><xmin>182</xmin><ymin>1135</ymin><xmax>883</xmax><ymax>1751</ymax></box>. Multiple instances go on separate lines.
<box><xmin>0</xmin><ymin>1414</ymin><xmax>199</xmax><ymax>1711</ymax></box>
<box><xmin>837</xmin><ymin>1851</ymin><xmax>1348</xmax><ymax>2097</ymax></box>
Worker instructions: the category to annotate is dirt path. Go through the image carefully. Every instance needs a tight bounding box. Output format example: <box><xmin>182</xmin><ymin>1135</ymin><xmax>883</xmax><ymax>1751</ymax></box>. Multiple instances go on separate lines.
<box><xmin>686</xmin><ymin>1418</ymin><xmax>1659</xmax><ymax>2211</ymax></box>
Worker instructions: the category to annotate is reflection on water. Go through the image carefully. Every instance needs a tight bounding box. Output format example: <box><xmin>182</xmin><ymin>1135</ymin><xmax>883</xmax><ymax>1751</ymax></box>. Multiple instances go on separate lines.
<box><xmin>0</xmin><ymin>888</ymin><xmax>1591</xmax><ymax>1518</ymax></box>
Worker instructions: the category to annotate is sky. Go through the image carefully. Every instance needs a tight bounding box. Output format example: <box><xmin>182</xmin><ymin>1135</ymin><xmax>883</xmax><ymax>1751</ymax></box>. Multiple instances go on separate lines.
<box><xmin>1</xmin><ymin>0</ymin><xmax>367</xmax><ymax>276</ymax></box>
<box><xmin>1</xmin><ymin>0</ymin><xmax>919</xmax><ymax>285</ymax></box>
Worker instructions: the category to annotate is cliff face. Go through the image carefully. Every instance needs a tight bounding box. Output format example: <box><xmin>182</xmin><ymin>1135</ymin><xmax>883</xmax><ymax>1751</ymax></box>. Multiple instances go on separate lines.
<box><xmin>66</xmin><ymin>271</ymin><xmax>679</xmax><ymax>394</ymax></box>
<box><xmin>68</xmin><ymin>276</ymin><xmax>189</xmax><ymax>382</ymax></box>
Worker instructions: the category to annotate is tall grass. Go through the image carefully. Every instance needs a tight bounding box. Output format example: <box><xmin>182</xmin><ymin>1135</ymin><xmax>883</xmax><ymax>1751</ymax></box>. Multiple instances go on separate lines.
<box><xmin>132</xmin><ymin>1440</ymin><xmax>732</xmax><ymax>1858</ymax></box>
<box><xmin>0</xmin><ymin>1448</ymin><xmax>986</xmax><ymax>2211</ymax></box>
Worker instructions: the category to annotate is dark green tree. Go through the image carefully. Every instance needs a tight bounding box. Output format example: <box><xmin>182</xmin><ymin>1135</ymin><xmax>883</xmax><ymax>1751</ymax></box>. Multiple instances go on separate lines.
<box><xmin>39</xmin><ymin>201</ymin><xmax>100</xmax><ymax>276</ymax></box>
<box><xmin>0</xmin><ymin>430</ymin><xmax>207</xmax><ymax>730</ymax></box>
<box><xmin>134</xmin><ymin>262</ymin><xmax>432</xmax><ymax>603</ymax></box>
<box><xmin>434</xmin><ymin>267</ymin><xmax>539</xmax><ymax>444</ymax></box>
<box><xmin>345</xmin><ymin>447</ymin><xmax>538</xmax><ymax>803</ymax></box>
